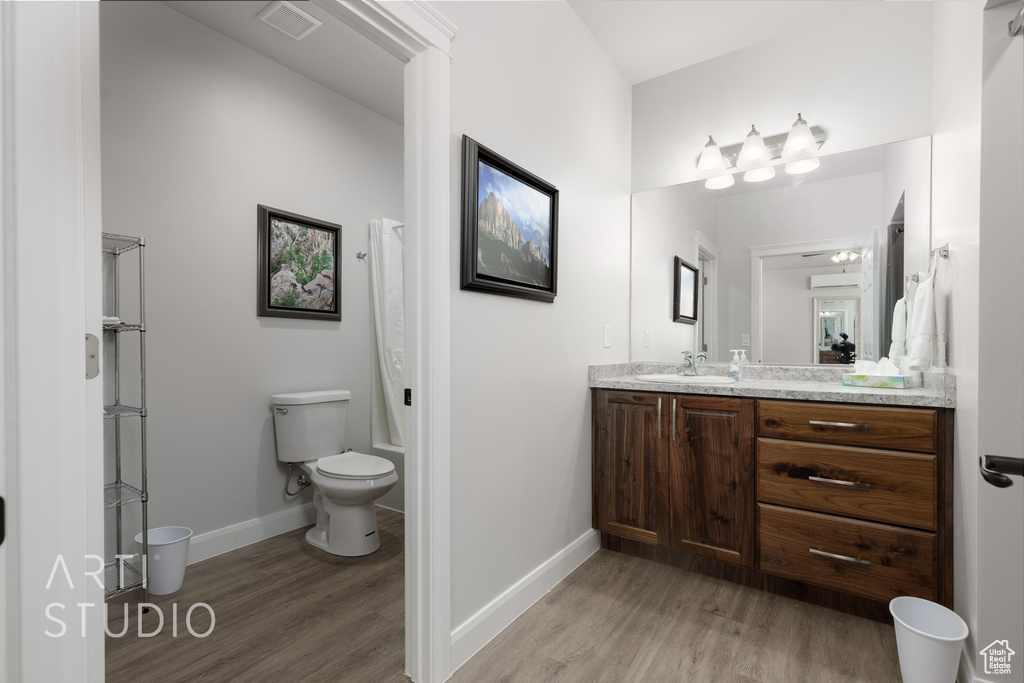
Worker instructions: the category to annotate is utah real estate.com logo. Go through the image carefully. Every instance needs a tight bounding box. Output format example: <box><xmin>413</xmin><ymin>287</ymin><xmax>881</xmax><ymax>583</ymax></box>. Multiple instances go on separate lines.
<box><xmin>980</xmin><ymin>639</ymin><xmax>1015</xmax><ymax>676</ymax></box>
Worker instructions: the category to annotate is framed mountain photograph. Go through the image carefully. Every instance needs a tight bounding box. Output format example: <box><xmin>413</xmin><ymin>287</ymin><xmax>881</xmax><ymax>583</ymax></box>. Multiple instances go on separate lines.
<box><xmin>257</xmin><ymin>205</ymin><xmax>342</xmax><ymax>321</ymax></box>
<box><xmin>460</xmin><ymin>136</ymin><xmax>559</xmax><ymax>302</ymax></box>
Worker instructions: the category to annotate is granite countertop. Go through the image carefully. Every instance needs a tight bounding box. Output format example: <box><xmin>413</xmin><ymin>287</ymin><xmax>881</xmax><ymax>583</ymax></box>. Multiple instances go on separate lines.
<box><xmin>589</xmin><ymin>363</ymin><xmax>956</xmax><ymax>408</ymax></box>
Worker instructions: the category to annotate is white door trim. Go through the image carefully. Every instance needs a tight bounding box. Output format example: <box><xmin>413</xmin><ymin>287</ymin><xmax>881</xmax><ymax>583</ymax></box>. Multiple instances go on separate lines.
<box><xmin>4</xmin><ymin>2</ymin><xmax>105</xmax><ymax>681</ymax></box>
<box><xmin>312</xmin><ymin>2</ymin><xmax>455</xmax><ymax>680</ymax></box>
<box><xmin>694</xmin><ymin>231</ymin><xmax>719</xmax><ymax>361</ymax></box>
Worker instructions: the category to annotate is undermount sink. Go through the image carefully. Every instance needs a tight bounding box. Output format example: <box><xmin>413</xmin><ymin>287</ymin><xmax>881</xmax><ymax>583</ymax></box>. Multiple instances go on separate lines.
<box><xmin>635</xmin><ymin>374</ymin><xmax>736</xmax><ymax>385</ymax></box>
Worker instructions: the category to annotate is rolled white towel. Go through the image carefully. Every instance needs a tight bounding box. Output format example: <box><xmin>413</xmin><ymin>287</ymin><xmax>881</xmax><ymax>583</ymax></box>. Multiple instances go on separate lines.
<box><xmin>906</xmin><ymin>274</ymin><xmax>935</xmax><ymax>371</ymax></box>
<box><xmin>888</xmin><ymin>297</ymin><xmax>907</xmax><ymax>361</ymax></box>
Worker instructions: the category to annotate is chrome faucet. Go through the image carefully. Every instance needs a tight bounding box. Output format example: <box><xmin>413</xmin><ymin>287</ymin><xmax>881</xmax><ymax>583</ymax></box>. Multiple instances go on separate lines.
<box><xmin>680</xmin><ymin>351</ymin><xmax>709</xmax><ymax>377</ymax></box>
<box><xmin>695</xmin><ymin>351</ymin><xmax>708</xmax><ymax>376</ymax></box>
<box><xmin>680</xmin><ymin>351</ymin><xmax>697</xmax><ymax>376</ymax></box>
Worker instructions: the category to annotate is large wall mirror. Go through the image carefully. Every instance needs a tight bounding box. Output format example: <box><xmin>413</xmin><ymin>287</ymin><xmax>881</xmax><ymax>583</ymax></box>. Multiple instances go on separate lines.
<box><xmin>630</xmin><ymin>136</ymin><xmax>932</xmax><ymax>365</ymax></box>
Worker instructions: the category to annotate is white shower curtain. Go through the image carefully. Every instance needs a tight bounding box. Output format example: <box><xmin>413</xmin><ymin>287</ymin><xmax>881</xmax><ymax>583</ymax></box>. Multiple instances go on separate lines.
<box><xmin>368</xmin><ymin>219</ymin><xmax>405</xmax><ymax>447</ymax></box>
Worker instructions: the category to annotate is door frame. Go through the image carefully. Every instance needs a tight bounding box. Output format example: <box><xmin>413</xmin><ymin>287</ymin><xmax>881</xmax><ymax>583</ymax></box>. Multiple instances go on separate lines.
<box><xmin>5</xmin><ymin>2</ymin><xmax>456</xmax><ymax>682</ymax></box>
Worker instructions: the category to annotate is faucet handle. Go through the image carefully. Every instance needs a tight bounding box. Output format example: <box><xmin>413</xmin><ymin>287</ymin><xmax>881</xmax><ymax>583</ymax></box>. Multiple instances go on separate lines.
<box><xmin>681</xmin><ymin>351</ymin><xmax>693</xmax><ymax>362</ymax></box>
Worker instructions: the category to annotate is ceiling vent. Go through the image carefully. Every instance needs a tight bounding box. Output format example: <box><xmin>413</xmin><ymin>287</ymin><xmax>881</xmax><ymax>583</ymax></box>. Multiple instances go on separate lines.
<box><xmin>257</xmin><ymin>1</ymin><xmax>322</xmax><ymax>41</ymax></box>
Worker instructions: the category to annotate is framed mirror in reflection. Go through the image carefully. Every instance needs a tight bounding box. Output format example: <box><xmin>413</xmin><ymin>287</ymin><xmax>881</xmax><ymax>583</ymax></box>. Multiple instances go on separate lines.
<box><xmin>630</xmin><ymin>136</ymin><xmax>931</xmax><ymax>365</ymax></box>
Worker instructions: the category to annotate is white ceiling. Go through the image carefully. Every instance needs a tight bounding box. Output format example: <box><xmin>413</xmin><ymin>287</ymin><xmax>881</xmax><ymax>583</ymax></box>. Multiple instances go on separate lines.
<box><xmin>160</xmin><ymin>0</ymin><xmax>405</xmax><ymax>125</ymax></box>
<box><xmin>567</xmin><ymin>0</ymin><xmax>877</xmax><ymax>85</ymax></box>
<box><xmin>160</xmin><ymin>1</ymin><xmax>880</xmax><ymax>127</ymax></box>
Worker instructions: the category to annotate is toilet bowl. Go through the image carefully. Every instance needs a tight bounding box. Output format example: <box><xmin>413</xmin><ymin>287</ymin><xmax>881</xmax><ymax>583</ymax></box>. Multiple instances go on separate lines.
<box><xmin>271</xmin><ymin>390</ymin><xmax>398</xmax><ymax>557</ymax></box>
<box><xmin>300</xmin><ymin>453</ymin><xmax>398</xmax><ymax>556</ymax></box>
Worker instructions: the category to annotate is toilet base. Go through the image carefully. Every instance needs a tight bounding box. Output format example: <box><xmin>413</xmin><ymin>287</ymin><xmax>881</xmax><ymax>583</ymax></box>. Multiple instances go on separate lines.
<box><xmin>306</xmin><ymin>497</ymin><xmax>382</xmax><ymax>557</ymax></box>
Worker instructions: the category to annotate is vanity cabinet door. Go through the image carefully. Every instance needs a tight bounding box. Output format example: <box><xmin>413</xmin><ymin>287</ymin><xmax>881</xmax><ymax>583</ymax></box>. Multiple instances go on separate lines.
<box><xmin>592</xmin><ymin>390</ymin><xmax>670</xmax><ymax>546</ymax></box>
<box><xmin>669</xmin><ymin>396</ymin><xmax>756</xmax><ymax>567</ymax></box>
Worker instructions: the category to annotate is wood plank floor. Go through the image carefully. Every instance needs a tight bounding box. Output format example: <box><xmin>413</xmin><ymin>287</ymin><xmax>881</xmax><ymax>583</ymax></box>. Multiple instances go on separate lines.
<box><xmin>107</xmin><ymin>513</ymin><xmax>901</xmax><ymax>682</ymax></box>
<box><xmin>105</xmin><ymin>508</ymin><xmax>407</xmax><ymax>683</ymax></box>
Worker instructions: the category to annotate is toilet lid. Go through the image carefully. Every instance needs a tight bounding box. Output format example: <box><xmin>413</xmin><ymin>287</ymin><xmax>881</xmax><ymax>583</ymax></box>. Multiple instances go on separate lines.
<box><xmin>316</xmin><ymin>453</ymin><xmax>395</xmax><ymax>480</ymax></box>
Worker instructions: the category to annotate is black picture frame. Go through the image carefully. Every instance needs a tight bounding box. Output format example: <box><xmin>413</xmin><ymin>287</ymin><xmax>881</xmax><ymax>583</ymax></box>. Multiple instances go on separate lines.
<box><xmin>673</xmin><ymin>256</ymin><xmax>698</xmax><ymax>325</ymax></box>
<box><xmin>257</xmin><ymin>205</ymin><xmax>342</xmax><ymax>321</ymax></box>
<box><xmin>461</xmin><ymin>135</ymin><xmax>559</xmax><ymax>303</ymax></box>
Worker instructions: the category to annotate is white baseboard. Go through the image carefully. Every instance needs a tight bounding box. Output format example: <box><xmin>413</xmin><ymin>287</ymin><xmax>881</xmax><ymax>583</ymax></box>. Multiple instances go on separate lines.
<box><xmin>450</xmin><ymin>529</ymin><xmax>601</xmax><ymax>672</ymax></box>
<box><xmin>187</xmin><ymin>503</ymin><xmax>316</xmax><ymax>565</ymax></box>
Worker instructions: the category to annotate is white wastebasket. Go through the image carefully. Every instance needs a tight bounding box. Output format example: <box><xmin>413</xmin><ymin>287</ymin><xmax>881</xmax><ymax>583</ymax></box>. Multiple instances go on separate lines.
<box><xmin>890</xmin><ymin>596</ymin><xmax>968</xmax><ymax>683</ymax></box>
<box><xmin>135</xmin><ymin>526</ymin><xmax>193</xmax><ymax>596</ymax></box>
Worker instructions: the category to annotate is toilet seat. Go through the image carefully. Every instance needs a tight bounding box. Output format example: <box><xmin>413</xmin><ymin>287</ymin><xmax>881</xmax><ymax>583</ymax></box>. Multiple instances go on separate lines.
<box><xmin>316</xmin><ymin>453</ymin><xmax>395</xmax><ymax>480</ymax></box>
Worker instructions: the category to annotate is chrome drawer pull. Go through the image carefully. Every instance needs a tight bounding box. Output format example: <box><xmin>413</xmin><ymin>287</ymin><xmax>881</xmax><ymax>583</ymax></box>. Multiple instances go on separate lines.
<box><xmin>657</xmin><ymin>398</ymin><xmax>662</xmax><ymax>439</ymax></box>
<box><xmin>809</xmin><ymin>548</ymin><xmax>871</xmax><ymax>565</ymax></box>
<box><xmin>808</xmin><ymin>475</ymin><xmax>871</xmax><ymax>489</ymax></box>
<box><xmin>809</xmin><ymin>420</ymin><xmax>871</xmax><ymax>430</ymax></box>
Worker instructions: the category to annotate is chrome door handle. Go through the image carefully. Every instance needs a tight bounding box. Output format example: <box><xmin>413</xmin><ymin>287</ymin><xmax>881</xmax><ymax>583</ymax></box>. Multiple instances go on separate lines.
<box><xmin>809</xmin><ymin>548</ymin><xmax>871</xmax><ymax>565</ymax></box>
<box><xmin>809</xmin><ymin>420</ymin><xmax>871</xmax><ymax>430</ymax></box>
<box><xmin>808</xmin><ymin>476</ymin><xmax>870</xmax><ymax>489</ymax></box>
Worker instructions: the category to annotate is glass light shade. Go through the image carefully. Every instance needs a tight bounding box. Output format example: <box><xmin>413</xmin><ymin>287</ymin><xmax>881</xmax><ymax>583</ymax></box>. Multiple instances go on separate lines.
<box><xmin>705</xmin><ymin>172</ymin><xmax>734</xmax><ymax>190</ymax></box>
<box><xmin>737</xmin><ymin>125</ymin><xmax>770</xmax><ymax>170</ymax></box>
<box><xmin>785</xmin><ymin>158</ymin><xmax>820</xmax><ymax>174</ymax></box>
<box><xmin>782</xmin><ymin>113</ymin><xmax>820</xmax><ymax>174</ymax></box>
<box><xmin>831</xmin><ymin>253</ymin><xmax>841</xmax><ymax>263</ymax></box>
<box><xmin>849</xmin><ymin>252</ymin><xmax>860</xmax><ymax>261</ymax></box>
<box><xmin>743</xmin><ymin>165</ymin><xmax>775</xmax><ymax>183</ymax></box>
<box><xmin>697</xmin><ymin>135</ymin><xmax>727</xmax><ymax>175</ymax></box>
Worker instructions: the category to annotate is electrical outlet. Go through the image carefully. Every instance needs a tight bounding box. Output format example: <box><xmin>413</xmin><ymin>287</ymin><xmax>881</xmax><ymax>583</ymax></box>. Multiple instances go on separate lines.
<box><xmin>741</xmin><ymin>333</ymin><xmax>751</xmax><ymax>347</ymax></box>
<box><xmin>644</xmin><ymin>329</ymin><xmax>651</xmax><ymax>348</ymax></box>
<box><xmin>603</xmin><ymin>325</ymin><xmax>611</xmax><ymax>348</ymax></box>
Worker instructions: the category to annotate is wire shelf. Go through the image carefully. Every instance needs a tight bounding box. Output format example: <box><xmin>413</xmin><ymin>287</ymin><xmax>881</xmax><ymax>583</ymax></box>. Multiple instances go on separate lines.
<box><xmin>104</xmin><ymin>481</ymin><xmax>146</xmax><ymax>508</ymax></box>
<box><xmin>104</xmin><ymin>404</ymin><xmax>144</xmax><ymax>419</ymax></box>
<box><xmin>101</xmin><ymin>232</ymin><xmax>144</xmax><ymax>254</ymax></box>
<box><xmin>105</xmin><ymin>559</ymin><xmax>144</xmax><ymax>599</ymax></box>
<box><xmin>102</xmin><ymin>322</ymin><xmax>145</xmax><ymax>333</ymax></box>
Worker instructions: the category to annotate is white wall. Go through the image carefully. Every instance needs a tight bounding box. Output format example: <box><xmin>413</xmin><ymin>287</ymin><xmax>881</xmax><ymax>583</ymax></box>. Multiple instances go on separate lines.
<box><xmin>975</xmin><ymin>3</ymin><xmax>1023</xmax><ymax>681</ymax></box>
<box><xmin>100</xmin><ymin>2</ymin><xmax>403</xmax><ymax>552</ymax></box>
<box><xmin>630</xmin><ymin>182</ymin><xmax>717</xmax><ymax>361</ymax></box>
<box><xmin>436</xmin><ymin>0</ymin><xmax>632</xmax><ymax>666</ymax></box>
<box><xmin>929</xmin><ymin>4</ymin><xmax>985</xmax><ymax>680</ymax></box>
<box><xmin>631</xmin><ymin>2</ymin><xmax>934</xmax><ymax>192</ymax></box>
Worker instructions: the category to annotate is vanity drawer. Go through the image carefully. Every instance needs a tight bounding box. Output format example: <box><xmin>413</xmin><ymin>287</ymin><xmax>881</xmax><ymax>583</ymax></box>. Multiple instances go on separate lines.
<box><xmin>758</xmin><ymin>504</ymin><xmax>936</xmax><ymax>603</ymax></box>
<box><xmin>757</xmin><ymin>438</ymin><xmax>936</xmax><ymax>530</ymax></box>
<box><xmin>757</xmin><ymin>400</ymin><xmax>937</xmax><ymax>453</ymax></box>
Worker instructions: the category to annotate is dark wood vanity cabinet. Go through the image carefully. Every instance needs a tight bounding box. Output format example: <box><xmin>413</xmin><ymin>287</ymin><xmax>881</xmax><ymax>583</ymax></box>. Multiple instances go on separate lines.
<box><xmin>593</xmin><ymin>389</ymin><xmax>953</xmax><ymax>616</ymax></box>
<box><xmin>592</xmin><ymin>391</ymin><xmax>670</xmax><ymax>546</ymax></box>
<box><xmin>592</xmin><ymin>390</ymin><xmax>755</xmax><ymax>567</ymax></box>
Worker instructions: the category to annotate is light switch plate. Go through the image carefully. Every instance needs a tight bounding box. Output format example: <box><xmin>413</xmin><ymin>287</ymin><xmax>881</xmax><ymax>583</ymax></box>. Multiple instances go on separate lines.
<box><xmin>603</xmin><ymin>325</ymin><xmax>611</xmax><ymax>348</ymax></box>
<box><xmin>741</xmin><ymin>333</ymin><xmax>751</xmax><ymax>347</ymax></box>
<box><xmin>644</xmin><ymin>329</ymin><xmax>651</xmax><ymax>348</ymax></box>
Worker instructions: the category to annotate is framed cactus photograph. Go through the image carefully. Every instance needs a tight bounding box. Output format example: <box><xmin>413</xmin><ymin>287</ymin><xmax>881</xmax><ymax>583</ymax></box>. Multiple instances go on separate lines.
<box><xmin>257</xmin><ymin>205</ymin><xmax>341</xmax><ymax>321</ymax></box>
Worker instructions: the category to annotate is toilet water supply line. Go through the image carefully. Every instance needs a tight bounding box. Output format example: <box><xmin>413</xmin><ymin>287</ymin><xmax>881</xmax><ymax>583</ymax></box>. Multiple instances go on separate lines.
<box><xmin>284</xmin><ymin>464</ymin><xmax>311</xmax><ymax>496</ymax></box>
<box><xmin>282</xmin><ymin>448</ymin><xmax>356</xmax><ymax>496</ymax></box>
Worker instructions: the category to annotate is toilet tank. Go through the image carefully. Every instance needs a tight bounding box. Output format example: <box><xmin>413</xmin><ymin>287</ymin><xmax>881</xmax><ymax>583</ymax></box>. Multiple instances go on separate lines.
<box><xmin>271</xmin><ymin>390</ymin><xmax>351</xmax><ymax>463</ymax></box>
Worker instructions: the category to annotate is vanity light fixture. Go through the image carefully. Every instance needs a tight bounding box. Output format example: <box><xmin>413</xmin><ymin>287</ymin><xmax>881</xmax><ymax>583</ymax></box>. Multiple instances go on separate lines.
<box><xmin>830</xmin><ymin>250</ymin><xmax>860</xmax><ymax>263</ymax></box>
<box><xmin>696</xmin><ymin>116</ymin><xmax>827</xmax><ymax>190</ymax></box>
<box><xmin>782</xmin><ymin>113</ymin><xmax>820</xmax><ymax>174</ymax></box>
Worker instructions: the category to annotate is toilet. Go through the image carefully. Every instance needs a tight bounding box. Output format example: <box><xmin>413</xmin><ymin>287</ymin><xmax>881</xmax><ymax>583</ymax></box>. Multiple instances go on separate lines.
<box><xmin>271</xmin><ymin>390</ymin><xmax>398</xmax><ymax>557</ymax></box>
